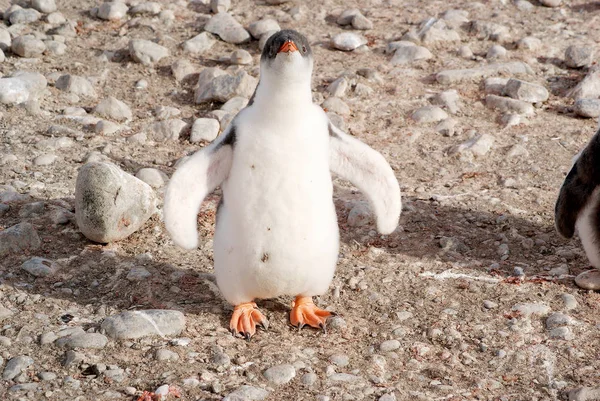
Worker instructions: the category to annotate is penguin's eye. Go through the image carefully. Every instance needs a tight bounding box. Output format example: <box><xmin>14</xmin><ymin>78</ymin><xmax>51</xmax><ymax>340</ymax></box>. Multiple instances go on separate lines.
<box><xmin>302</xmin><ymin>45</ymin><xmax>307</xmax><ymax>53</ymax></box>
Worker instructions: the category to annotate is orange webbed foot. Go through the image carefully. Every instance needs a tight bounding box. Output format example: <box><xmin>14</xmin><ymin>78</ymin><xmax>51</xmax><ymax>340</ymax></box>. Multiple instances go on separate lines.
<box><xmin>290</xmin><ymin>296</ymin><xmax>335</xmax><ymax>332</ymax></box>
<box><xmin>230</xmin><ymin>302</ymin><xmax>268</xmax><ymax>340</ymax></box>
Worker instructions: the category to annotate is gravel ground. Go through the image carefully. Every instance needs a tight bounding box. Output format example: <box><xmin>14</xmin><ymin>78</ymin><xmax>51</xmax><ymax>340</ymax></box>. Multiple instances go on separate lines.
<box><xmin>0</xmin><ymin>0</ymin><xmax>599</xmax><ymax>400</ymax></box>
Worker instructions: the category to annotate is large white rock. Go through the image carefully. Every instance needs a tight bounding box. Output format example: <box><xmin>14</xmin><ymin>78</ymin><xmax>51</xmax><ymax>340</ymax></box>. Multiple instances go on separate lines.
<box><xmin>0</xmin><ymin>71</ymin><xmax>47</xmax><ymax>105</ymax></box>
<box><xmin>194</xmin><ymin>68</ymin><xmax>257</xmax><ymax>104</ymax></box>
<box><xmin>75</xmin><ymin>162</ymin><xmax>157</xmax><ymax>243</ymax></box>
<box><xmin>55</xmin><ymin>75</ymin><xmax>97</xmax><ymax>98</ymax></box>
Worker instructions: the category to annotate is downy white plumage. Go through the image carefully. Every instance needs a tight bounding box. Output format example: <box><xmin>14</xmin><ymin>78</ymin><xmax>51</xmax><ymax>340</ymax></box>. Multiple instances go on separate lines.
<box><xmin>164</xmin><ymin>30</ymin><xmax>401</xmax><ymax>338</ymax></box>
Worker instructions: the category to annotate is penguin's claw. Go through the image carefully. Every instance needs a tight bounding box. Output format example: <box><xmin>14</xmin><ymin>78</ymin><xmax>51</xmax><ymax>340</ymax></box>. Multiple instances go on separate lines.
<box><xmin>230</xmin><ymin>302</ymin><xmax>268</xmax><ymax>340</ymax></box>
<box><xmin>290</xmin><ymin>296</ymin><xmax>334</xmax><ymax>332</ymax></box>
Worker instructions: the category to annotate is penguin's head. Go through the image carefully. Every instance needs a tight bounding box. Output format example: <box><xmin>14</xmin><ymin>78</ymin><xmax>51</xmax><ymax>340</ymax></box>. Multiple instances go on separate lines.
<box><xmin>260</xmin><ymin>29</ymin><xmax>313</xmax><ymax>83</ymax></box>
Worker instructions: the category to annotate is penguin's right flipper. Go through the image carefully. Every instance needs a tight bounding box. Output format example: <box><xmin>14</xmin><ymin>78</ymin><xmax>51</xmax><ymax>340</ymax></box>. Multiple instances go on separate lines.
<box><xmin>328</xmin><ymin>122</ymin><xmax>401</xmax><ymax>235</ymax></box>
<box><xmin>555</xmin><ymin>130</ymin><xmax>600</xmax><ymax>239</ymax></box>
<box><xmin>164</xmin><ymin>126</ymin><xmax>236</xmax><ymax>249</ymax></box>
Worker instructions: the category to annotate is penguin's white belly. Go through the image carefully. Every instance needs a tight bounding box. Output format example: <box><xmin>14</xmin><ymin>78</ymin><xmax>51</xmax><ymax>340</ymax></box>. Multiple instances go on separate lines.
<box><xmin>576</xmin><ymin>187</ymin><xmax>600</xmax><ymax>268</ymax></box>
<box><xmin>213</xmin><ymin>118</ymin><xmax>339</xmax><ymax>305</ymax></box>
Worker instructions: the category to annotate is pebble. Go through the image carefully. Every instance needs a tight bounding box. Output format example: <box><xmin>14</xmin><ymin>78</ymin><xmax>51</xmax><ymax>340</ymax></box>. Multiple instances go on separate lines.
<box><xmin>63</xmin><ymin>350</ymin><xmax>83</xmax><ymax>367</ymax></box>
<box><xmin>223</xmin><ymin>386</ymin><xmax>269</xmax><ymax>401</ymax></box>
<box><xmin>45</xmin><ymin>40</ymin><xmax>66</xmax><ymax>55</ymax></box>
<box><xmin>33</xmin><ymin>0</ymin><xmax>57</xmax><ymax>13</ymax></box>
<box><xmin>21</xmin><ymin>257</ymin><xmax>59</xmax><ymax>277</ymax></box>
<box><xmin>567</xmin><ymin>67</ymin><xmax>600</xmax><ymax>100</ymax></box>
<box><xmin>567</xmin><ymin>387</ymin><xmax>600</xmax><ymax>401</ymax></box>
<box><xmin>436</xmin><ymin>61</ymin><xmax>532</xmax><ymax>84</ymax></box>
<box><xmin>483</xmin><ymin>300</ymin><xmax>498</xmax><ymax>309</ymax></box>
<box><xmin>486</xmin><ymin>44</ymin><xmax>506</xmax><ymax>60</ymax></box>
<box><xmin>204</xmin><ymin>13</ymin><xmax>250</xmax><ymax>44</ymax></box>
<box><xmin>549</xmin><ymin>326</ymin><xmax>573</xmax><ymax>340</ymax></box>
<box><xmin>38</xmin><ymin>371</ymin><xmax>57</xmax><ymax>381</ymax></box>
<box><xmin>485</xmin><ymin>79</ymin><xmax>508</xmax><ymax>96</ymax></box>
<box><xmin>328</xmin><ymin>373</ymin><xmax>361</xmax><ymax>383</ymax></box>
<box><xmin>546</xmin><ymin>312</ymin><xmax>573</xmax><ymax>329</ymax></box>
<box><xmin>10</xmin><ymin>8</ymin><xmax>41</xmax><ymax>24</ymax></box>
<box><xmin>329</xmin><ymin>354</ymin><xmax>350</xmax><ymax>367</ymax></box>
<box><xmin>503</xmin><ymin>79</ymin><xmax>549</xmax><ymax>103</ymax></box>
<box><xmin>565</xmin><ymin>45</ymin><xmax>594</xmax><ymax>69</ymax></box>
<box><xmin>539</xmin><ymin>0</ymin><xmax>561</xmax><ymax>7</ymax></box>
<box><xmin>129</xmin><ymin>39</ymin><xmax>169</xmax><ymax>66</ymax></box>
<box><xmin>95</xmin><ymin>120</ymin><xmax>121</xmax><ymax>135</ymax></box>
<box><xmin>130</xmin><ymin>2</ymin><xmax>161</xmax><ymax>15</ymax></box>
<box><xmin>191</xmin><ymin>118</ymin><xmax>220</xmax><ymax>143</ymax></box>
<box><xmin>512</xmin><ymin>303</ymin><xmax>551</xmax><ymax>317</ymax></box>
<box><xmin>94</xmin><ymin>96</ymin><xmax>132</xmax><ymax>122</ymax></box>
<box><xmin>263</xmin><ymin>364</ymin><xmax>296</xmax><ymax>385</ymax></box>
<box><xmin>126</xmin><ymin>266</ymin><xmax>152</xmax><ymax>281</ymax></box>
<box><xmin>327</xmin><ymin>77</ymin><xmax>348</xmax><ymax>97</ymax></box>
<box><xmin>0</xmin><ymin>222</ymin><xmax>41</xmax><ymax>257</ymax></box>
<box><xmin>75</xmin><ymin>162</ymin><xmax>157</xmax><ymax>243</ymax></box>
<box><xmin>379</xmin><ymin>395</ymin><xmax>396</xmax><ymax>401</ymax></box>
<box><xmin>136</xmin><ymin>168</ymin><xmax>167</xmax><ymax>189</ymax></box>
<box><xmin>34</xmin><ymin>154</ymin><xmax>58</xmax><ymax>166</ymax></box>
<box><xmin>210</xmin><ymin>0</ymin><xmax>230</xmax><ymax>13</ymax></box>
<box><xmin>148</xmin><ymin>119</ymin><xmax>188</xmax><ymax>142</ymax></box>
<box><xmin>351</xmin><ymin>13</ymin><xmax>373</xmax><ymax>30</ymax></box>
<box><xmin>301</xmin><ymin>372</ymin><xmax>318</xmax><ymax>386</ymax></box>
<box><xmin>379</xmin><ymin>339</ymin><xmax>400</xmax><ymax>352</ymax></box>
<box><xmin>230</xmin><ymin>49</ymin><xmax>253</xmax><ymax>65</ymax></box>
<box><xmin>449</xmin><ymin>133</ymin><xmax>495</xmax><ymax>156</ymax></box>
<box><xmin>155</xmin><ymin>349</ymin><xmax>179</xmax><ymax>361</ymax></box>
<box><xmin>55</xmin><ymin>75</ymin><xmax>96</xmax><ymax>98</ymax></box>
<box><xmin>3</xmin><ymin>356</ymin><xmax>34</xmax><ymax>380</ymax></box>
<box><xmin>561</xmin><ymin>293</ymin><xmax>578</xmax><ymax>310</ymax></box>
<box><xmin>195</xmin><ymin>68</ymin><xmax>257</xmax><ymax>104</ymax></box>
<box><xmin>574</xmin><ymin>99</ymin><xmax>600</xmax><ymax>118</ymax></box>
<box><xmin>98</xmin><ymin>1</ymin><xmax>128</xmax><ymax>21</ymax></box>
<box><xmin>347</xmin><ymin>202</ymin><xmax>372</xmax><ymax>227</ymax></box>
<box><xmin>391</xmin><ymin>45</ymin><xmax>432</xmax><ymax>65</ymax></box>
<box><xmin>248</xmin><ymin>19</ymin><xmax>280</xmax><ymax>39</ymax></box>
<box><xmin>101</xmin><ymin>309</ymin><xmax>186</xmax><ymax>339</ymax></box>
<box><xmin>574</xmin><ymin>270</ymin><xmax>600</xmax><ymax>290</ymax></box>
<box><xmin>40</xmin><ymin>331</ymin><xmax>58</xmax><ymax>345</ymax></box>
<box><xmin>411</xmin><ymin>106</ymin><xmax>448</xmax><ymax>123</ymax></box>
<box><xmin>56</xmin><ymin>333</ymin><xmax>108</xmax><ymax>349</ymax></box>
<box><xmin>322</xmin><ymin>97</ymin><xmax>350</xmax><ymax>116</ymax></box>
<box><xmin>485</xmin><ymin>95</ymin><xmax>534</xmax><ymax>116</ymax></box>
<box><xmin>331</xmin><ymin>32</ymin><xmax>367</xmax><ymax>51</ymax></box>
<box><xmin>9</xmin><ymin>383</ymin><xmax>38</xmax><ymax>392</ymax></box>
<box><xmin>517</xmin><ymin>36</ymin><xmax>541</xmax><ymax>50</ymax></box>
<box><xmin>183</xmin><ymin>32</ymin><xmax>216</xmax><ymax>54</ymax></box>
<box><xmin>12</xmin><ymin>35</ymin><xmax>46</xmax><ymax>58</ymax></box>
<box><xmin>432</xmin><ymin>89</ymin><xmax>460</xmax><ymax>114</ymax></box>
<box><xmin>171</xmin><ymin>59</ymin><xmax>196</xmax><ymax>82</ymax></box>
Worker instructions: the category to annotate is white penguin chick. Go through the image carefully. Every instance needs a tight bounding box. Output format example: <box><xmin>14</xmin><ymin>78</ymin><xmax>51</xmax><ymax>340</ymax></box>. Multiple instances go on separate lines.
<box><xmin>164</xmin><ymin>30</ymin><xmax>402</xmax><ymax>339</ymax></box>
<box><xmin>555</xmin><ymin>128</ymin><xmax>600</xmax><ymax>289</ymax></box>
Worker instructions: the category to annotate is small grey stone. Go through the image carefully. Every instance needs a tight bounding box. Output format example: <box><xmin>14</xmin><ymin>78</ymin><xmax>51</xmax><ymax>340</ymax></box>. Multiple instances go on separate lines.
<box><xmin>351</xmin><ymin>13</ymin><xmax>373</xmax><ymax>30</ymax></box>
<box><xmin>136</xmin><ymin>168</ymin><xmax>167</xmax><ymax>189</ymax></box>
<box><xmin>171</xmin><ymin>59</ymin><xmax>196</xmax><ymax>82</ymax></box>
<box><xmin>486</xmin><ymin>44</ymin><xmax>506</xmax><ymax>60</ymax></box>
<box><xmin>347</xmin><ymin>202</ymin><xmax>372</xmax><ymax>227</ymax></box>
<box><xmin>419</xmin><ymin>19</ymin><xmax>461</xmax><ymax>44</ymax></box>
<box><xmin>33</xmin><ymin>154</ymin><xmax>57</xmax><ymax>166</ymax></box>
<box><xmin>63</xmin><ymin>350</ymin><xmax>84</xmax><ymax>367</ymax></box>
<box><xmin>329</xmin><ymin>354</ymin><xmax>349</xmax><ymax>367</ymax></box>
<box><xmin>230</xmin><ymin>49</ymin><xmax>252</xmax><ymax>65</ymax></box>
<box><xmin>379</xmin><ymin>394</ymin><xmax>397</xmax><ymax>401</ymax></box>
<box><xmin>204</xmin><ymin>13</ymin><xmax>250</xmax><ymax>44</ymax></box>
<box><xmin>512</xmin><ymin>303</ymin><xmax>551</xmax><ymax>317</ymax></box>
<box><xmin>432</xmin><ymin>89</ymin><xmax>460</xmax><ymax>114</ymax></box>
<box><xmin>55</xmin><ymin>333</ymin><xmax>108</xmax><ymax>349</ymax></box>
<box><xmin>40</xmin><ymin>331</ymin><xmax>58</xmax><ymax>345</ymax></box>
<box><xmin>483</xmin><ymin>300</ymin><xmax>498</xmax><ymax>309</ymax></box>
<box><xmin>21</xmin><ymin>257</ymin><xmax>59</xmax><ymax>277</ymax></box>
<box><xmin>484</xmin><ymin>77</ymin><xmax>509</xmax><ymax>95</ymax></box>
<box><xmin>95</xmin><ymin>120</ymin><xmax>121</xmax><ymax>135</ymax></box>
<box><xmin>183</xmin><ymin>377</ymin><xmax>200</xmax><ymax>388</ymax></box>
<box><xmin>574</xmin><ymin>98</ymin><xmax>600</xmax><ymax>118</ymax></box>
<box><xmin>45</xmin><ymin>40</ymin><xmax>66</xmax><ymax>55</ymax></box>
<box><xmin>263</xmin><ymin>364</ymin><xmax>296</xmax><ymax>385</ymax></box>
<box><xmin>331</xmin><ymin>32</ymin><xmax>367</xmax><ymax>51</ymax></box>
<box><xmin>322</xmin><ymin>97</ymin><xmax>350</xmax><ymax>116</ymax></box>
<box><xmin>126</xmin><ymin>266</ymin><xmax>152</xmax><ymax>281</ymax></box>
<box><xmin>147</xmin><ymin>119</ymin><xmax>187</xmax><ymax>142</ymax></box>
<box><xmin>75</xmin><ymin>162</ymin><xmax>157</xmax><ymax>243</ymax></box>
<box><xmin>98</xmin><ymin>1</ymin><xmax>129</xmax><ymax>21</ymax></box>
<box><xmin>561</xmin><ymin>293</ymin><xmax>578</xmax><ymax>310</ymax></box>
<box><xmin>327</xmin><ymin>77</ymin><xmax>349</xmax><ymax>97</ymax></box>
<box><xmin>155</xmin><ymin>349</ymin><xmax>179</xmax><ymax>361</ymax></box>
<box><xmin>0</xmin><ymin>29</ymin><xmax>10</xmax><ymax>51</ymax></box>
<box><xmin>391</xmin><ymin>45</ymin><xmax>432</xmax><ymax>65</ymax></box>
<box><xmin>436</xmin><ymin>118</ymin><xmax>456</xmax><ymax>136</ymax></box>
<box><xmin>458</xmin><ymin>45</ymin><xmax>473</xmax><ymax>58</ymax></box>
<box><xmin>12</xmin><ymin>35</ymin><xmax>46</xmax><ymax>58</ymax></box>
<box><xmin>3</xmin><ymin>356</ymin><xmax>34</xmax><ymax>380</ymax></box>
<box><xmin>337</xmin><ymin>9</ymin><xmax>361</xmax><ymax>25</ymax></box>
<box><xmin>567</xmin><ymin>67</ymin><xmax>600</xmax><ymax>100</ymax></box>
<box><xmin>301</xmin><ymin>372</ymin><xmax>318</xmax><ymax>386</ymax></box>
<box><xmin>380</xmin><ymin>339</ymin><xmax>401</xmax><ymax>352</ymax></box>
<box><xmin>38</xmin><ymin>371</ymin><xmax>57</xmax><ymax>381</ymax></box>
<box><xmin>248</xmin><ymin>19</ymin><xmax>280</xmax><ymax>39</ymax></box>
<box><xmin>486</xmin><ymin>95</ymin><xmax>534</xmax><ymax>116</ymax></box>
<box><xmin>517</xmin><ymin>36</ymin><xmax>541</xmax><ymax>50</ymax></box>
<box><xmin>539</xmin><ymin>0</ymin><xmax>561</xmax><ymax>7</ymax></box>
<box><xmin>449</xmin><ymin>134</ymin><xmax>495</xmax><ymax>156</ymax></box>
<box><xmin>328</xmin><ymin>373</ymin><xmax>361</xmax><ymax>383</ymax></box>
<box><xmin>546</xmin><ymin>312</ymin><xmax>573</xmax><ymax>329</ymax></box>
<box><xmin>221</xmin><ymin>96</ymin><xmax>249</xmax><ymax>113</ymax></box>
<box><xmin>210</xmin><ymin>0</ymin><xmax>230</xmax><ymax>13</ymax></box>
<box><xmin>94</xmin><ymin>96</ymin><xmax>132</xmax><ymax>122</ymax></box>
<box><xmin>411</xmin><ymin>106</ymin><xmax>448</xmax><ymax>123</ymax></box>
<box><xmin>567</xmin><ymin>387</ymin><xmax>600</xmax><ymax>401</ymax></box>
<box><xmin>223</xmin><ymin>385</ymin><xmax>269</xmax><ymax>401</ymax></box>
<box><xmin>549</xmin><ymin>326</ymin><xmax>573</xmax><ymax>340</ymax></box>
<box><xmin>182</xmin><ymin>32</ymin><xmax>215</xmax><ymax>55</ymax></box>
<box><xmin>574</xmin><ymin>270</ymin><xmax>600</xmax><ymax>290</ymax></box>
<box><xmin>32</xmin><ymin>0</ymin><xmax>57</xmax><ymax>13</ymax></box>
<box><xmin>470</xmin><ymin>20</ymin><xmax>510</xmax><ymax>41</ymax></box>
<box><xmin>102</xmin><ymin>368</ymin><xmax>126</xmax><ymax>382</ymax></box>
<box><xmin>0</xmin><ymin>222</ymin><xmax>41</xmax><ymax>257</ymax></box>
<box><xmin>56</xmin><ymin>75</ymin><xmax>96</xmax><ymax>98</ymax></box>
<box><xmin>8</xmin><ymin>383</ymin><xmax>38</xmax><ymax>392</ymax></box>
<box><xmin>129</xmin><ymin>39</ymin><xmax>169</xmax><ymax>66</ymax></box>
<box><xmin>503</xmin><ymin>79</ymin><xmax>549</xmax><ymax>103</ymax></box>
<box><xmin>130</xmin><ymin>2</ymin><xmax>161</xmax><ymax>15</ymax></box>
<box><xmin>436</xmin><ymin>62</ymin><xmax>532</xmax><ymax>84</ymax></box>
<box><xmin>9</xmin><ymin>8</ymin><xmax>41</xmax><ymax>24</ymax></box>
<box><xmin>565</xmin><ymin>45</ymin><xmax>594</xmax><ymax>68</ymax></box>
<box><xmin>191</xmin><ymin>118</ymin><xmax>220</xmax><ymax>143</ymax></box>
<box><xmin>195</xmin><ymin>68</ymin><xmax>257</xmax><ymax>104</ymax></box>
<box><xmin>101</xmin><ymin>309</ymin><xmax>186</xmax><ymax>339</ymax></box>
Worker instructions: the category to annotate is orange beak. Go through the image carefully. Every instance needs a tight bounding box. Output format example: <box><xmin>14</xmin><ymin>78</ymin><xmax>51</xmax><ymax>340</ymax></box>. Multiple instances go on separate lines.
<box><xmin>278</xmin><ymin>40</ymin><xmax>299</xmax><ymax>53</ymax></box>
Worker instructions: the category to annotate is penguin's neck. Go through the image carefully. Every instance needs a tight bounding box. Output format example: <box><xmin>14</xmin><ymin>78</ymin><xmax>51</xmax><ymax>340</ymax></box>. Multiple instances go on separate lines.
<box><xmin>252</xmin><ymin>74</ymin><xmax>313</xmax><ymax>110</ymax></box>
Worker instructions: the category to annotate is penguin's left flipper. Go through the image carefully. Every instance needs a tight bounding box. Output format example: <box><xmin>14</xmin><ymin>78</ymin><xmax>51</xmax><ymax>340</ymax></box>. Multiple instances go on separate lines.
<box><xmin>328</xmin><ymin>122</ymin><xmax>401</xmax><ymax>235</ymax></box>
<box><xmin>163</xmin><ymin>125</ymin><xmax>236</xmax><ymax>250</ymax></box>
